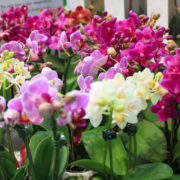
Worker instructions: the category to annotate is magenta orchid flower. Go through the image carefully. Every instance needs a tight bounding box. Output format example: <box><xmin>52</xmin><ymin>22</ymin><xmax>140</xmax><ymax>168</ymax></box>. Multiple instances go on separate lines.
<box><xmin>151</xmin><ymin>93</ymin><xmax>177</xmax><ymax>121</ymax></box>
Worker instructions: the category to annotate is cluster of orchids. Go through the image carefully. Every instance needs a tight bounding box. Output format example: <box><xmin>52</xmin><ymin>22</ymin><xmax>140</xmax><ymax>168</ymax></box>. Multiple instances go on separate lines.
<box><xmin>0</xmin><ymin>4</ymin><xmax>180</xmax><ymax>180</ymax></box>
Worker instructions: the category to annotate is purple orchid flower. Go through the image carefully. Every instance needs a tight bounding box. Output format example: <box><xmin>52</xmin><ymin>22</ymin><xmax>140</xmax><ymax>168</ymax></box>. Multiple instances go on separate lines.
<box><xmin>49</xmin><ymin>31</ymin><xmax>71</xmax><ymax>51</ymax></box>
<box><xmin>26</xmin><ymin>30</ymin><xmax>48</xmax><ymax>54</ymax></box>
<box><xmin>0</xmin><ymin>41</ymin><xmax>26</xmax><ymax>61</ymax></box>
<box><xmin>32</xmin><ymin>67</ymin><xmax>63</xmax><ymax>91</ymax></box>
<box><xmin>20</xmin><ymin>77</ymin><xmax>57</xmax><ymax>124</ymax></box>
<box><xmin>81</xmin><ymin>50</ymin><xmax>108</xmax><ymax>77</ymax></box>
<box><xmin>57</xmin><ymin>90</ymin><xmax>89</xmax><ymax>126</ymax></box>
<box><xmin>98</xmin><ymin>57</ymin><xmax>128</xmax><ymax>81</ymax></box>
<box><xmin>77</xmin><ymin>75</ymin><xmax>93</xmax><ymax>92</ymax></box>
<box><xmin>70</xmin><ymin>31</ymin><xmax>85</xmax><ymax>54</ymax></box>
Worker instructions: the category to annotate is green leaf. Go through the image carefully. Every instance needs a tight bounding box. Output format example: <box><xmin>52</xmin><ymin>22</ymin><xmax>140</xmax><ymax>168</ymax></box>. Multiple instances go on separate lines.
<box><xmin>0</xmin><ymin>150</ymin><xmax>17</xmax><ymax>180</ymax></box>
<box><xmin>58</xmin><ymin>145</ymin><xmax>69</xmax><ymax>178</ymax></box>
<box><xmin>124</xmin><ymin>163</ymin><xmax>173</xmax><ymax>180</ymax></box>
<box><xmin>164</xmin><ymin>174</ymin><xmax>180</xmax><ymax>180</ymax></box>
<box><xmin>143</xmin><ymin>101</ymin><xmax>158</xmax><ymax>122</ymax></box>
<box><xmin>30</xmin><ymin>132</ymin><xmax>69</xmax><ymax>180</ymax></box>
<box><xmin>33</xmin><ymin>136</ymin><xmax>54</xmax><ymax>180</ymax></box>
<box><xmin>29</xmin><ymin>131</ymin><xmax>50</xmax><ymax>157</ymax></box>
<box><xmin>70</xmin><ymin>159</ymin><xmax>111</xmax><ymax>175</ymax></box>
<box><xmin>136</xmin><ymin>120</ymin><xmax>167</xmax><ymax>162</ymax></box>
<box><xmin>82</xmin><ymin>127</ymin><xmax>128</xmax><ymax>175</ymax></box>
<box><xmin>65</xmin><ymin>54</ymin><xmax>80</xmax><ymax>92</ymax></box>
<box><xmin>173</xmin><ymin>141</ymin><xmax>180</xmax><ymax>161</ymax></box>
<box><xmin>12</xmin><ymin>166</ymin><xmax>25</xmax><ymax>180</ymax></box>
<box><xmin>44</xmin><ymin>54</ymin><xmax>65</xmax><ymax>74</ymax></box>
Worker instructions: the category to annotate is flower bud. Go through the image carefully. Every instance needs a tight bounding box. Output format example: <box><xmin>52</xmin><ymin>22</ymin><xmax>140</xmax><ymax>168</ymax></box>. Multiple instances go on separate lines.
<box><xmin>153</xmin><ymin>14</ymin><xmax>160</xmax><ymax>20</ymax></box>
<box><xmin>7</xmin><ymin>52</ymin><xmax>14</xmax><ymax>59</ymax></box>
<box><xmin>38</xmin><ymin>103</ymin><xmax>54</xmax><ymax>118</ymax></box>
<box><xmin>52</xmin><ymin>101</ymin><xmax>63</xmax><ymax>110</ymax></box>
<box><xmin>59</xmin><ymin>109</ymin><xmax>67</xmax><ymax>119</ymax></box>
<box><xmin>0</xmin><ymin>96</ymin><xmax>6</xmax><ymax>113</ymax></box>
<box><xmin>177</xmin><ymin>34</ymin><xmax>180</xmax><ymax>39</ymax></box>
<box><xmin>3</xmin><ymin>50</ymin><xmax>9</xmax><ymax>57</ymax></box>
<box><xmin>4</xmin><ymin>109</ymin><xmax>19</xmax><ymax>125</ymax></box>
<box><xmin>107</xmin><ymin>47</ymin><xmax>117</xmax><ymax>57</ymax></box>
<box><xmin>139</xmin><ymin>14</ymin><xmax>146</xmax><ymax>19</ymax></box>
<box><xmin>154</xmin><ymin>72</ymin><xmax>163</xmax><ymax>81</ymax></box>
<box><xmin>114</xmin><ymin>104</ymin><xmax>125</xmax><ymax>112</ymax></box>
<box><xmin>64</xmin><ymin>93</ymin><xmax>76</xmax><ymax>104</ymax></box>
<box><xmin>96</xmin><ymin>98</ymin><xmax>107</xmax><ymax>107</ymax></box>
<box><xmin>31</xmin><ymin>54</ymin><xmax>39</xmax><ymax>61</ymax></box>
<box><xmin>166</xmin><ymin>35</ymin><xmax>173</xmax><ymax>40</ymax></box>
<box><xmin>28</xmin><ymin>65</ymin><xmax>34</xmax><ymax>72</ymax></box>
<box><xmin>46</xmin><ymin>62</ymin><xmax>53</xmax><ymax>67</ymax></box>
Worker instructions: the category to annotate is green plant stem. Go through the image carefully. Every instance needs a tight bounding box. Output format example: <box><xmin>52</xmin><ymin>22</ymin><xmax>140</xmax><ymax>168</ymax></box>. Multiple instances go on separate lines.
<box><xmin>170</xmin><ymin>118</ymin><xmax>175</xmax><ymax>152</ymax></box>
<box><xmin>103</xmin><ymin>141</ymin><xmax>108</xmax><ymax>180</ymax></box>
<box><xmin>62</xmin><ymin>54</ymin><xmax>73</xmax><ymax>94</ymax></box>
<box><xmin>51</xmin><ymin>116</ymin><xmax>60</xmax><ymax>180</ymax></box>
<box><xmin>23</xmin><ymin>136</ymin><xmax>36</xmax><ymax>180</ymax></box>
<box><xmin>109</xmin><ymin>139</ymin><xmax>114</xmax><ymax>180</ymax></box>
<box><xmin>164</xmin><ymin>121</ymin><xmax>170</xmax><ymax>152</ymax></box>
<box><xmin>132</xmin><ymin>135</ymin><xmax>137</xmax><ymax>169</ymax></box>
<box><xmin>129</xmin><ymin>135</ymin><xmax>132</xmax><ymax>169</ymax></box>
<box><xmin>70</xmin><ymin>127</ymin><xmax>75</xmax><ymax>162</ymax></box>
<box><xmin>3</xmin><ymin>80</ymin><xmax>16</xmax><ymax>165</ymax></box>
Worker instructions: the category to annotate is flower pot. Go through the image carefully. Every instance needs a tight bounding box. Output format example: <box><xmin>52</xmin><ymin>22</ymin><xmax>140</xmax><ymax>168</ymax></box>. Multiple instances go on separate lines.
<box><xmin>62</xmin><ymin>170</ymin><xmax>94</xmax><ymax>180</ymax></box>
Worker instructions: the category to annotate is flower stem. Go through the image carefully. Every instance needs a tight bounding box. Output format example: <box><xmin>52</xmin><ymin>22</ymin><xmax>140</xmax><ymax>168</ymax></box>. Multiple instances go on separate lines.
<box><xmin>62</xmin><ymin>54</ymin><xmax>74</xmax><ymax>94</ymax></box>
<box><xmin>128</xmin><ymin>135</ymin><xmax>132</xmax><ymax>169</ymax></box>
<box><xmin>103</xmin><ymin>141</ymin><xmax>108</xmax><ymax>180</ymax></box>
<box><xmin>3</xmin><ymin>80</ymin><xmax>16</xmax><ymax>165</ymax></box>
<box><xmin>109</xmin><ymin>139</ymin><xmax>114</xmax><ymax>180</ymax></box>
<box><xmin>23</xmin><ymin>136</ymin><xmax>36</xmax><ymax>180</ymax></box>
<box><xmin>70</xmin><ymin>127</ymin><xmax>75</xmax><ymax>162</ymax></box>
<box><xmin>51</xmin><ymin>116</ymin><xmax>60</xmax><ymax>180</ymax></box>
<box><xmin>132</xmin><ymin>135</ymin><xmax>137</xmax><ymax>169</ymax></box>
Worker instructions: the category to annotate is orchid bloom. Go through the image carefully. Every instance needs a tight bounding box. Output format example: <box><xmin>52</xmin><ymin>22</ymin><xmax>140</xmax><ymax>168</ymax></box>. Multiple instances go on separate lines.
<box><xmin>85</xmin><ymin>73</ymin><xmax>147</xmax><ymax>129</ymax></box>
<box><xmin>81</xmin><ymin>50</ymin><xmax>108</xmax><ymax>77</ymax></box>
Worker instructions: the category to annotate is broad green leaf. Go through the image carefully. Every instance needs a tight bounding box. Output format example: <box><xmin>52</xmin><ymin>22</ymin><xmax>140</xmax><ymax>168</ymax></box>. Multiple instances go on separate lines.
<box><xmin>12</xmin><ymin>166</ymin><xmax>25</xmax><ymax>180</ymax></box>
<box><xmin>65</xmin><ymin>54</ymin><xmax>80</xmax><ymax>92</ymax></box>
<box><xmin>173</xmin><ymin>141</ymin><xmax>180</xmax><ymax>161</ymax></box>
<box><xmin>165</xmin><ymin>174</ymin><xmax>180</xmax><ymax>180</ymax></box>
<box><xmin>70</xmin><ymin>159</ymin><xmax>111</xmax><ymax>175</ymax></box>
<box><xmin>124</xmin><ymin>163</ymin><xmax>173</xmax><ymax>180</ymax></box>
<box><xmin>58</xmin><ymin>145</ymin><xmax>69</xmax><ymax>178</ymax></box>
<box><xmin>143</xmin><ymin>101</ymin><xmax>158</xmax><ymax>122</ymax></box>
<box><xmin>136</xmin><ymin>120</ymin><xmax>167</xmax><ymax>162</ymax></box>
<box><xmin>29</xmin><ymin>131</ymin><xmax>50</xmax><ymax>157</ymax></box>
<box><xmin>30</xmin><ymin>132</ymin><xmax>69</xmax><ymax>180</ymax></box>
<box><xmin>82</xmin><ymin>127</ymin><xmax>128</xmax><ymax>175</ymax></box>
<box><xmin>33</xmin><ymin>136</ymin><xmax>53</xmax><ymax>180</ymax></box>
<box><xmin>44</xmin><ymin>54</ymin><xmax>65</xmax><ymax>74</ymax></box>
<box><xmin>0</xmin><ymin>151</ymin><xmax>17</xmax><ymax>180</ymax></box>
